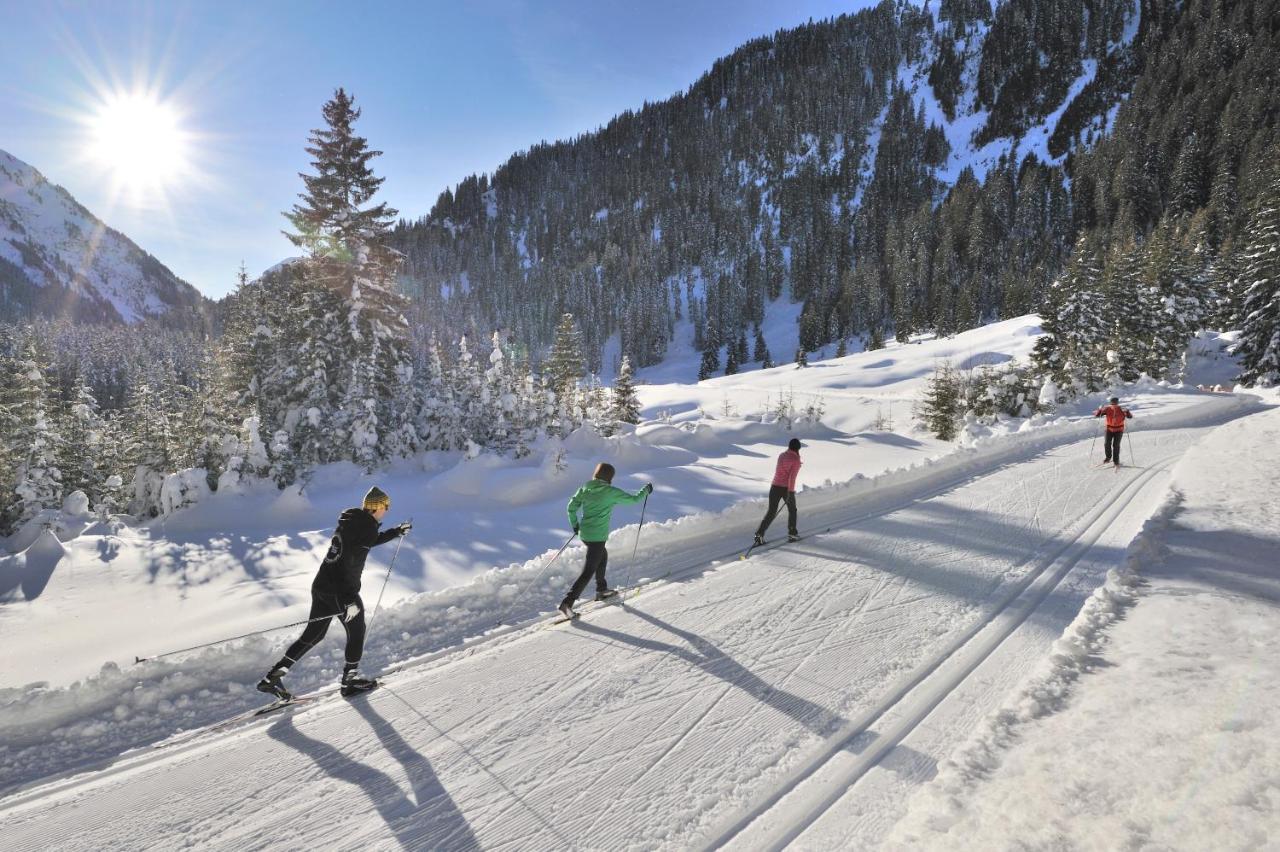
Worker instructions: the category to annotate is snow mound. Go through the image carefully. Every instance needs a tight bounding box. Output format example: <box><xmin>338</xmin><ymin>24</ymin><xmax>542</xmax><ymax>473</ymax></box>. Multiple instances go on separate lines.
<box><xmin>0</xmin><ymin>529</ymin><xmax>67</xmax><ymax>602</ymax></box>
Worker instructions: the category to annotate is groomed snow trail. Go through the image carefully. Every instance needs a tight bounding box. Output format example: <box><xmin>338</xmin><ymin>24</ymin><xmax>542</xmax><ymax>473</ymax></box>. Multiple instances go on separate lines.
<box><xmin>0</xmin><ymin>398</ymin><xmax>1254</xmax><ymax>850</ymax></box>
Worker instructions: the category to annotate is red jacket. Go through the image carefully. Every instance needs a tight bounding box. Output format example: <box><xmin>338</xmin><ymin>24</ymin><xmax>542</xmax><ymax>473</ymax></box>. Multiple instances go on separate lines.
<box><xmin>1094</xmin><ymin>404</ymin><xmax>1133</xmax><ymax>432</ymax></box>
<box><xmin>772</xmin><ymin>449</ymin><xmax>802</xmax><ymax>491</ymax></box>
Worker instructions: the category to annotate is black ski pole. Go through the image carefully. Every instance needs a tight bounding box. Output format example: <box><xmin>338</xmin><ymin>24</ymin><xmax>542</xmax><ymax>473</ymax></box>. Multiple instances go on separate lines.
<box><xmin>366</xmin><ymin>518</ymin><xmax>412</xmax><ymax>636</ymax></box>
<box><xmin>493</xmin><ymin>531</ymin><xmax>578</xmax><ymax>626</ymax></box>
<box><xmin>135</xmin><ymin>609</ymin><xmax>345</xmax><ymax>664</ymax></box>
<box><xmin>1127</xmin><ymin>426</ymin><xmax>1136</xmax><ymax>467</ymax></box>
<box><xmin>630</xmin><ymin>492</ymin><xmax>649</xmax><ymax>566</ymax></box>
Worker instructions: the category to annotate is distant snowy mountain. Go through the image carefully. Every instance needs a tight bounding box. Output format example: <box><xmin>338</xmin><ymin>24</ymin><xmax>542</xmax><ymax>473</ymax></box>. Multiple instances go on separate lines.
<box><xmin>0</xmin><ymin>149</ymin><xmax>209</xmax><ymax>328</ymax></box>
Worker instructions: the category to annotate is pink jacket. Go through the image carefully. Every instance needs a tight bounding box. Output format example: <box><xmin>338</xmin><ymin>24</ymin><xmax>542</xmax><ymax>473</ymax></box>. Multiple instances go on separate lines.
<box><xmin>771</xmin><ymin>449</ymin><xmax>802</xmax><ymax>491</ymax></box>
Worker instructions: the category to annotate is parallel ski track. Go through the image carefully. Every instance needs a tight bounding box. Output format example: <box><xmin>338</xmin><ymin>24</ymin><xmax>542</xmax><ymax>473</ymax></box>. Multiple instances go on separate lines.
<box><xmin>0</xmin><ymin>402</ymin><xmax>1244</xmax><ymax>808</ymax></box>
<box><xmin>700</xmin><ymin>452</ymin><xmax>1176</xmax><ymax>851</ymax></box>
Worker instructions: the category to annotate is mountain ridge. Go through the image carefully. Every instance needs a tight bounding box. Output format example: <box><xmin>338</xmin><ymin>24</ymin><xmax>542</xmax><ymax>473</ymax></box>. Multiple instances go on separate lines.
<box><xmin>0</xmin><ymin>149</ymin><xmax>211</xmax><ymax>330</ymax></box>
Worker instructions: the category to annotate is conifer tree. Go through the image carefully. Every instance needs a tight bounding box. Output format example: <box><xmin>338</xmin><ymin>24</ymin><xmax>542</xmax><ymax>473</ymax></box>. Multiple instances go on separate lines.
<box><xmin>609</xmin><ymin>355</ymin><xmax>642</xmax><ymax>428</ymax></box>
<box><xmin>283</xmin><ymin>87</ymin><xmax>413</xmax><ymax>473</ymax></box>
<box><xmin>0</xmin><ymin>349</ymin><xmax>24</xmax><ymax>533</ymax></box>
<box><xmin>285</xmin><ymin>88</ymin><xmax>397</xmax><ymax>261</ymax></box>
<box><xmin>698</xmin><ymin>344</ymin><xmax>720</xmax><ymax>381</ymax></box>
<box><xmin>547</xmin><ymin>313</ymin><xmax>586</xmax><ymax>397</ymax></box>
<box><xmin>1236</xmin><ymin>170</ymin><xmax>1280</xmax><ymax>386</ymax></box>
<box><xmin>724</xmin><ymin>339</ymin><xmax>740</xmax><ymax>375</ymax></box>
<box><xmin>752</xmin><ymin>324</ymin><xmax>772</xmax><ymax>368</ymax></box>
<box><xmin>9</xmin><ymin>347</ymin><xmax>63</xmax><ymax>525</ymax></box>
<box><xmin>57</xmin><ymin>380</ymin><xmax>104</xmax><ymax>503</ymax></box>
<box><xmin>919</xmin><ymin>363</ymin><xmax>961</xmax><ymax>441</ymax></box>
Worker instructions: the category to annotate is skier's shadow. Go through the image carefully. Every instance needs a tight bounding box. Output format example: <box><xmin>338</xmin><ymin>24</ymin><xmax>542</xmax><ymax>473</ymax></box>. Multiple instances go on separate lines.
<box><xmin>572</xmin><ymin>605</ymin><xmax>843</xmax><ymax>737</ymax></box>
<box><xmin>266</xmin><ymin>704</ymin><xmax>480</xmax><ymax>851</ymax></box>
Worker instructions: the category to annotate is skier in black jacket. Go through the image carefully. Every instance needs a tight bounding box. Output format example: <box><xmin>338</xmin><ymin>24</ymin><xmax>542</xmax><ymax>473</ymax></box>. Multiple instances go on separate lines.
<box><xmin>257</xmin><ymin>486</ymin><xmax>411</xmax><ymax>699</ymax></box>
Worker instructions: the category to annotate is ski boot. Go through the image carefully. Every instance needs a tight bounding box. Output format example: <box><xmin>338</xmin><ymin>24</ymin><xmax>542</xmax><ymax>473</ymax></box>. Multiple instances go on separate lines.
<box><xmin>256</xmin><ymin>667</ymin><xmax>292</xmax><ymax>701</ymax></box>
<box><xmin>787</xmin><ymin>533</ymin><xmax>801</xmax><ymax>542</ymax></box>
<box><xmin>594</xmin><ymin>588</ymin><xmax>619</xmax><ymax>602</ymax></box>
<box><xmin>753</xmin><ymin>534</ymin><xmax>764</xmax><ymax>547</ymax></box>
<box><xmin>340</xmin><ymin>667</ymin><xmax>378</xmax><ymax>697</ymax></box>
<box><xmin>557</xmin><ymin>599</ymin><xmax>577</xmax><ymax>620</ymax></box>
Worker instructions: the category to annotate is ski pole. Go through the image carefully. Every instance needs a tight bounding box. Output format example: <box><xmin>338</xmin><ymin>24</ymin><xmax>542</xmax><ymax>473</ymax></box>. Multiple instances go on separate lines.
<box><xmin>1127</xmin><ymin>427</ymin><xmax>1136</xmax><ymax>467</ymax></box>
<box><xmin>493</xmin><ymin>531</ymin><xmax>578</xmax><ymax>626</ymax></box>
<box><xmin>366</xmin><ymin>518</ymin><xmax>412</xmax><ymax>635</ymax></box>
<box><xmin>134</xmin><ymin>609</ymin><xmax>346</xmax><ymax>664</ymax></box>
<box><xmin>630</xmin><ymin>491</ymin><xmax>649</xmax><ymax>565</ymax></box>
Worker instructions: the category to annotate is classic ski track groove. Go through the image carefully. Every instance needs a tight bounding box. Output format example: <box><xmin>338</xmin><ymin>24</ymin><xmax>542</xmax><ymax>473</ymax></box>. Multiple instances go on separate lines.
<box><xmin>701</xmin><ymin>452</ymin><xmax>1176</xmax><ymax>851</ymax></box>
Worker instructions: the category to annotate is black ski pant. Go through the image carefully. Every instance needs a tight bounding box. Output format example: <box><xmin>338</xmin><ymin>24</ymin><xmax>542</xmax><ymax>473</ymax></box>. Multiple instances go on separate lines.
<box><xmin>276</xmin><ymin>591</ymin><xmax>365</xmax><ymax>670</ymax></box>
<box><xmin>756</xmin><ymin>485</ymin><xmax>798</xmax><ymax>538</ymax></box>
<box><xmin>1104</xmin><ymin>430</ymin><xmax>1124</xmax><ymax>464</ymax></box>
<box><xmin>564</xmin><ymin>541</ymin><xmax>609</xmax><ymax>605</ymax></box>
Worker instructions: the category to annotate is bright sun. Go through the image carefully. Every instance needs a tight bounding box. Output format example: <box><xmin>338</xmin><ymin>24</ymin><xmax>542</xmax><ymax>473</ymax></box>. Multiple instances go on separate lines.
<box><xmin>88</xmin><ymin>92</ymin><xmax>190</xmax><ymax>196</ymax></box>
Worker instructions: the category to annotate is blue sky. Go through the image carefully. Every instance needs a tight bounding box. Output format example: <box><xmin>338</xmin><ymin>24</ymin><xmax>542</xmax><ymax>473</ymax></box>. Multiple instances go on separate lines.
<box><xmin>1</xmin><ymin>0</ymin><xmax>876</xmax><ymax>298</ymax></box>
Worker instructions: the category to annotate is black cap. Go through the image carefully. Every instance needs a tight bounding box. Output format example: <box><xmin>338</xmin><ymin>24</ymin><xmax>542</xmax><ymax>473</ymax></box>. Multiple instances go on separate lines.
<box><xmin>1109</xmin><ymin>396</ymin><xmax>1119</xmax><ymax>404</ymax></box>
<box><xmin>788</xmin><ymin>438</ymin><xmax>803</xmax><ymax>452</ymax></box>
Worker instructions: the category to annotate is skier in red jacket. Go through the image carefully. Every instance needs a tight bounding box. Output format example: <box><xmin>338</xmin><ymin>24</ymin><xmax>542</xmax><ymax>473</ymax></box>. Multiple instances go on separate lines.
<box><xmin>1094</xmin><ymin>396</ymin><xmax>1133</xmax><ymax>468</ymax></box>
<box><xmin>754</xmin><ymin>438</ymin><xmax>803</xmax><ymax>545</ymax></box>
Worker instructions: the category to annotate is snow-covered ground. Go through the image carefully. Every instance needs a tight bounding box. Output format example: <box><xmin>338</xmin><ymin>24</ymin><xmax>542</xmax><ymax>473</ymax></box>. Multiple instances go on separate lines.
<box><xmin>1</xmin><ymin>317</ymin><xmax>1275</xmax><ymax>850</ymax></box>
<box><xmin>887</xmin><ymin>402</ymin><xmax>1280</xmax><ymax>851</ymax></box>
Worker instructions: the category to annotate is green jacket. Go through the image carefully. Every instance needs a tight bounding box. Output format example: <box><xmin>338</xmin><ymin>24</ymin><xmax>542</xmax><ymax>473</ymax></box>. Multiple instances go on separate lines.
<box><xmin>566</xmin><ymin>479</ymin><xmax>646</xmax><ymax>542</ymax></box>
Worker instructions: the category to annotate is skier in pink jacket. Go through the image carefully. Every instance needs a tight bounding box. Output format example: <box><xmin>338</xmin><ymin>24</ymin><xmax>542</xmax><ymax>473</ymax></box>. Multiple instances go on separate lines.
<box><xmin>754</xmin><ymin>438</ymin><xmax>802</xmax><ymax>545</ymax></box>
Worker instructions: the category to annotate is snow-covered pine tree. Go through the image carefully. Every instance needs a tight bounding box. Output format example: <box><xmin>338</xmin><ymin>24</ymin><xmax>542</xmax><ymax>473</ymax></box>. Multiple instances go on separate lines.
<box><xmin>9</xmin><ymin>346</ymin><xmax>63</xmax><ymax>527</ymax></box>
<box><xmin>284</xmin><ymin>87</ymin><xmax>413</xmax><ymax>471</ymax></box>
<box><xmin>0</xmin><ymin>348</ymin><xmax>23</xmax><ymax>534</ymax></box>
<box><xmin>1048</xmin><ymin>234</ymin><xmax>1107</xmax><ymax>390</ymax></box>
<box><xmin>285</xmin><ymin>88</ymin><xmax>397</xmax><ymax>263</ymax></box>
<box><xmin>1100</xmin><ymin>239</ymin><xmax>1148</xmax><ymax>384</ymax></box>
<box><xmin>547</xmin><ymin>313</ymin><xmax>586</xmax><ymax>399</ymax></box>
<box><xmin>451</xmin><ymin>335</ymin><xmax>489</xmax><ymax>450</ymax></box>
<box><xmin>57</xmin><ymin>380</ymin><xmax>104</xmax><ymax>503</ymax></box>
<box><xmin>1235</xmin><ymin>168</ymin><xmax>1280</xmax><ymax>386</ymax></box>
<box><xmin>918</xmin><ymin>362</ymin><xmax>961</xmax><ymax>441</ymax></box>
<box><xmin>484</xmin><ymin>331</ymin><xmax>518</xmax><ymax>454</ymax></box>
<box><xmin>122</xmin><ymin>378</ymin><xmax>170</xmax><ymax>518</ymax></box>
<box><xmin>609</xmin><ymin>355</ymin><xmax>642</xmax><ymax>429</ymax></box>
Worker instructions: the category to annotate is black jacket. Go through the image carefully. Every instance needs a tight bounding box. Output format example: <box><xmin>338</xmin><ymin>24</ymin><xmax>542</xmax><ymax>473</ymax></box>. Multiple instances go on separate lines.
<box><xmin>312</xmin><ymin>508</ymin><xmax>401</xmax><ymax>601</ymax></box>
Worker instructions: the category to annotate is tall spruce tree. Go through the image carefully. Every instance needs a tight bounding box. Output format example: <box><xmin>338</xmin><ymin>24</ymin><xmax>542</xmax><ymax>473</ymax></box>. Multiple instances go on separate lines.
<box><xmin>547</xmin><ymin>313</ymin><xmax>586</xmax><ymax>397</ymax></box>
<box><xmin>282</xmin><ymin>88</ymin><xmax>414</xmax><ymax>473</ymax></box>
<box><xmin>1235</xmin><ymin>170</ymin><xmax>1280</xmax><ymax>386</ymax></box>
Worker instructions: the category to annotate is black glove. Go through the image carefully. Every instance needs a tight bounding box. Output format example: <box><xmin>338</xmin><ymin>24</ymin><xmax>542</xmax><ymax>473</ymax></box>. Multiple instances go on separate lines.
<box><xmin>572</xmin><ymin>524</ymin><xmax>580</xmax><ymax>534</ymax></box>
<box><xmin>642</xmin><ymin>482</ymin><xmax>653</xmax><ymax>496</ymax></box>
<box><xmin>394</xmin><ymin>520</ymin><xmax>412</xmax><ymax>537</ymax></box>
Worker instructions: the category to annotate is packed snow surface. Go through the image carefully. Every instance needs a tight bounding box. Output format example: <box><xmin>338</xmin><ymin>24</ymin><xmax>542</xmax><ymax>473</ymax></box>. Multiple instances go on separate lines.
<box><xmin>1</xmin><ymin>316</ymin><xmax>1274</xmax><ymax>850</ymax></box>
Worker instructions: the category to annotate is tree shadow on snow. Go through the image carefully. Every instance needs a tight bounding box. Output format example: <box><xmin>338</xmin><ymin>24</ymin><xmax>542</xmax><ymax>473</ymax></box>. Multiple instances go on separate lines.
<box><xmin>572</xmin><ymin>605</ymin><xmax>844</xmax><ymax>737</ymax></box>
<box><xmin>266</xmin><ymin>706</ymin><xmax>480</xmax><ymax>851</ymax></box>
<box><xmin>1159</xmin><ymin>528</ymin><xmax>1280</xmax><ymax>605</ymax></box>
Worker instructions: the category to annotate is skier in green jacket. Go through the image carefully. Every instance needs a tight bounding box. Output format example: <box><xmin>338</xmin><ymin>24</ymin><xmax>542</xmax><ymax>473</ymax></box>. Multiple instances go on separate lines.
<box><xmin>559</xmin><ymin>462</ymin><xmax>652</xmax><ymax>619</ymax></box>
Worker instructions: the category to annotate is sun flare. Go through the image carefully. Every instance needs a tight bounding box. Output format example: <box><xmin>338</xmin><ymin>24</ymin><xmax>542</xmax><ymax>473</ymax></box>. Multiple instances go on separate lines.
<box><xmin>87</xmin><ymin>91</ymin><xmax>191</xmax><ymax>198</ymax></box>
